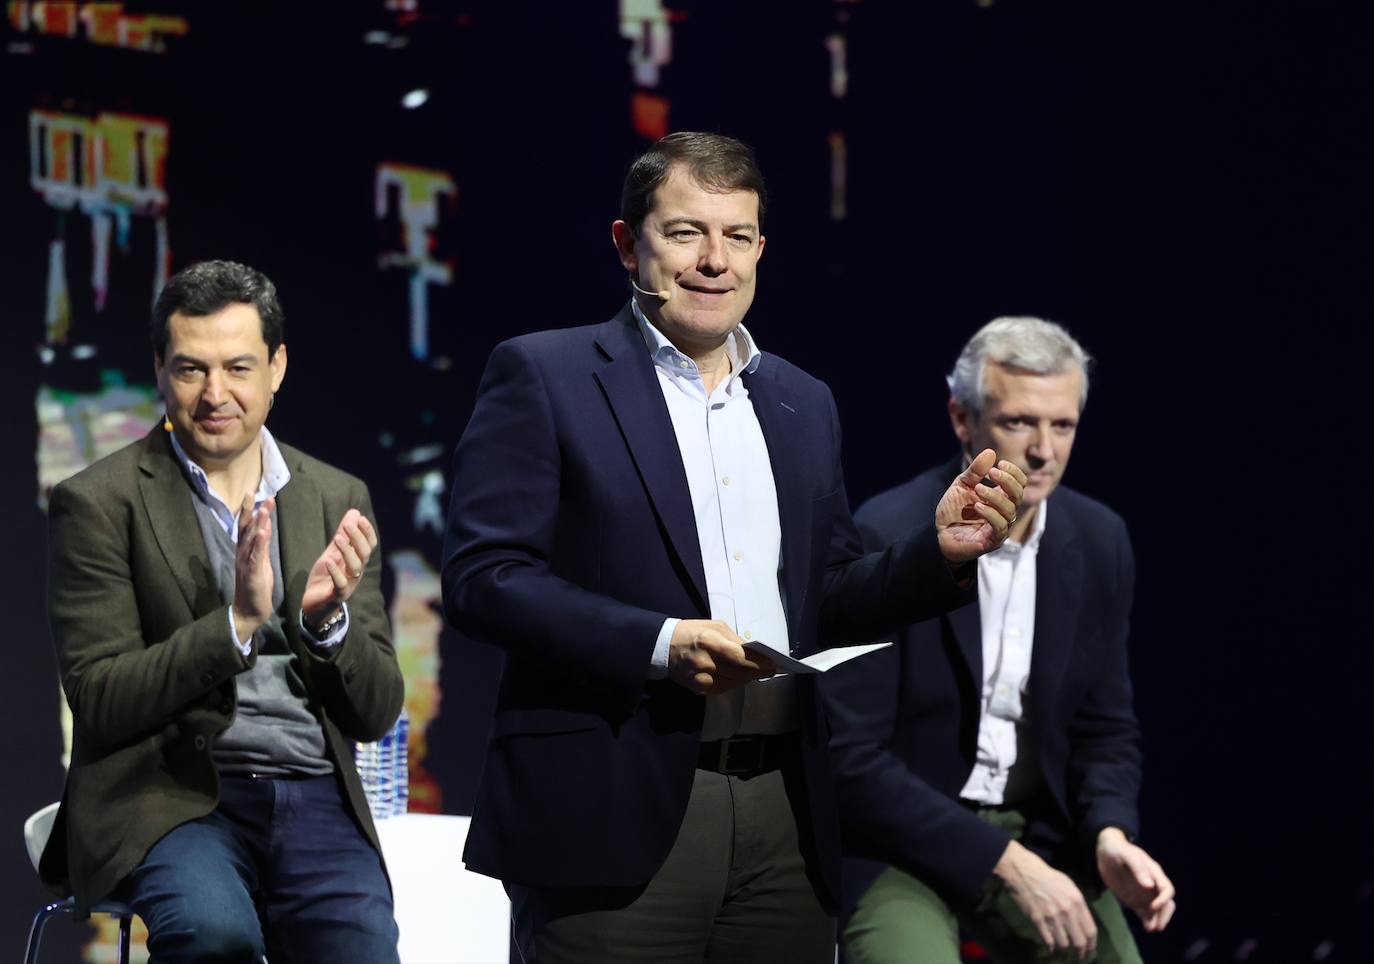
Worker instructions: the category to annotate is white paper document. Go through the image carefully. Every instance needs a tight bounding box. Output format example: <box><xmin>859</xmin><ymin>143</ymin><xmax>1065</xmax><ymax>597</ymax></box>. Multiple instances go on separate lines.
<box><xmin>744</xmin><ymin>640</ymin><xmax>892</xmax><ymax>675</ymax></box>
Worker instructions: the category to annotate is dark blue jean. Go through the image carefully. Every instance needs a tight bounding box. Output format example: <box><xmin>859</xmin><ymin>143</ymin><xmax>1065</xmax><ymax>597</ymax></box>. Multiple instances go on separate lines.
<box><xmin>113</xmin><ymin>774</ymin><xmax>400</xmax><ymax>964</ymax></box>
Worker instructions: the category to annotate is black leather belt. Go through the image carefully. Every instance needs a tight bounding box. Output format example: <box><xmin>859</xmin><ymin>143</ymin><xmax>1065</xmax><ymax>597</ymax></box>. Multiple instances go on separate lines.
<box><xmin>697</xmin><ymin>734</ymin><xmax>791</xmax><ymax>776</ymax></box>
<box><xmin>960</xmin><ymin>798</ymin><xmax>1017</xmax><ymax>812</ymax></box>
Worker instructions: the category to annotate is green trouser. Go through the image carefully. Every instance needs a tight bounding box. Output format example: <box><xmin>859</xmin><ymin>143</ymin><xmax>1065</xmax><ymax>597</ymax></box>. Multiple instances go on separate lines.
<box><xmin>844</xmin><ymin>808</ymin><xmax>1142</xmax><ymax>964</ymax></box>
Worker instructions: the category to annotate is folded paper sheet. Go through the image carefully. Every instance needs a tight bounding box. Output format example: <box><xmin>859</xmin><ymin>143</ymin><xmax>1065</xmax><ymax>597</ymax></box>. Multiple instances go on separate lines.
<box><xmin>744</xmin><ymin>640</ymin><xmax>892</xmax><ymax>675</ymax></box>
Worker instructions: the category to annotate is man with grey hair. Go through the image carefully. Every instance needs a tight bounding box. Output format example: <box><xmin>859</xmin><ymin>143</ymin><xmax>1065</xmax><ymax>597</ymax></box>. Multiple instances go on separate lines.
<box><xmin>821</xmin><ymin>317</ymin><xmax>1175</xmax><ymax>962</ymax></box>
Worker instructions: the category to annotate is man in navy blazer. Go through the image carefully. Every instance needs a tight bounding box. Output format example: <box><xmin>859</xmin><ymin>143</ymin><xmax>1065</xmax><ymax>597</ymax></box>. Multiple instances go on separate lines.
<box><xmin>442</xmin><ymin>133</ymin><xmax>1027</xmax><ymax>963</ymax></box>
<box><xmin>822</xmin><ymin>318</ymin><xmax>1175</xmax><ymax>964</ymax></box>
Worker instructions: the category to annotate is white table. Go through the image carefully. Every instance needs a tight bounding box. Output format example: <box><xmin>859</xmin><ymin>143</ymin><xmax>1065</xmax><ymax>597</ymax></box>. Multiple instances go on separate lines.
<box><xmin>376</xmin><ymin>813</ymin><xmax>510</xmax><ymax>964</ymax></box>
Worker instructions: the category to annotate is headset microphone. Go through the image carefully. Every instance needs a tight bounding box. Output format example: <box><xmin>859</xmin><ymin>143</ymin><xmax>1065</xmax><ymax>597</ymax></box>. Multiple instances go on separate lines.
<box><xmin>630</xmin><ymin>277</ymin><xmax>672</xmax><ymax>302</ymax></box>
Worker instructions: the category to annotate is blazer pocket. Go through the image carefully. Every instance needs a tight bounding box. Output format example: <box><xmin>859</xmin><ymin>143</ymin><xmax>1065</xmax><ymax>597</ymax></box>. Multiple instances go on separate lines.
<box><xmin>489</xmin><ymin>705</ymin><xmax>605</xmax><ymax>739</ymax></box>
<box><xmin>811</xmin><ymin>486</ymin><xmax>842</xmax><ymax>506</ymax></box>
<box><xmin>809</xmin><ymin>488</ymin><xmax>842</xmax><ymax>557</ymax></box>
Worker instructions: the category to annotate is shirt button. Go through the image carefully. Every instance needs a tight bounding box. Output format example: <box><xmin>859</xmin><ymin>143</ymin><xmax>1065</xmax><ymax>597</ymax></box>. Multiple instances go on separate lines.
<box><xmin>722</xmin><ymin>476</ymin><xmax>731</xmax><ymax>485</ymax></box>
<box><xmin>193</xmin><ymin>735</ymin><xmax>207</xmax><ymax>751</ymax></box>
<box><xmin>678</xmin><ymin>360</ymin><xmax>690</xmax><ymax>369</ymax></box>
<box><xmin>734</xmin><ymin>551</ymin><xmax>742</xmax><ymax>561</ymax></box>
<box><xmin>744</xmin><ymin>631</ymin><xmax>753</xmax><ymax>640</ymax></box>
<box><xmin>1008</xmin><ymin>628</ymin><xmax>1021</xmax><ymax>638</ymax></box>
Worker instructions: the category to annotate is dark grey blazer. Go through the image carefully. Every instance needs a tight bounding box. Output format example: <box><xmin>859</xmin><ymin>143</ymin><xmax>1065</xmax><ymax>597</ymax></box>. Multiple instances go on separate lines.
<box><xmin>41</xmin><ymin>428</ymin><xmax>404</xmax><ymax>912</ymax></box>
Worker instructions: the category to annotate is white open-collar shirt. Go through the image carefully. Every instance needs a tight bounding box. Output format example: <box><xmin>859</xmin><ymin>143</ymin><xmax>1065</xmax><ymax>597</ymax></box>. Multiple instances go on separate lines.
<box><xmin>960</xmin><ymin>499</ymin><xmax>1049</xmax><ymax>805</ymax></box>
<box><xmin>634</xmin><ymin>301</ymin><xmax>797</xmax><ymax>739</ymax></box>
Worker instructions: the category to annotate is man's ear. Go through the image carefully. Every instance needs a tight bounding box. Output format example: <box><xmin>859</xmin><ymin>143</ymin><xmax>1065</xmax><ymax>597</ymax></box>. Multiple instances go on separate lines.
<box><xmin>948</xmin><ymin>397</ymin><xmax>973</xmax><ymax>449</ymax></box>
<box><xmin>270</xmin><ymin>343</ymin><xmax>288</xmax><ymax>392</ymax></box>
<box><xmin>611</xmin><ymin>220</ymin><xmax>638</xmax><ymax>274</ymax></box>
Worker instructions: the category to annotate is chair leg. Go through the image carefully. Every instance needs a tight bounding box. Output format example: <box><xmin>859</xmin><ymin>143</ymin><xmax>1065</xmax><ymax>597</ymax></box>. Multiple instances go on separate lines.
<box><xmin>24</xmin><ymin>899</ymin><xmax>76</xmax><ymax>964</ymax></box>
<box><xmin>116</xmin><ymin>914</ymin><xmax>132</xmax><ymax>964</ymax></box>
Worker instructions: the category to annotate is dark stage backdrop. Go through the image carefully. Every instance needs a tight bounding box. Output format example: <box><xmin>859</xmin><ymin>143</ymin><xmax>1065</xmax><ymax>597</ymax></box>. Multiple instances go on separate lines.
<box><xmin>1</xmin><ymin>2</ymin><xmax>1368</xmax><ymax>961</ymax></box>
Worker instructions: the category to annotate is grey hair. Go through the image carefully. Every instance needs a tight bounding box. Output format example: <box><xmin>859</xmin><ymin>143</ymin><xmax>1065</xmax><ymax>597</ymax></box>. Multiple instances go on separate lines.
<box><xmin>946</xmin><ymin>316</ymin><xmax>1092</xmax><ymax>415</ymax></box>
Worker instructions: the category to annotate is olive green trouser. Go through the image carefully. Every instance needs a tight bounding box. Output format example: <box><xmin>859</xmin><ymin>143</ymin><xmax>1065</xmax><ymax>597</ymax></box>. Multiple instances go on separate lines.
<box><xmin>844</xmin><ymin>808</ymin><xmax>1142</xmax><ymax>964</ymax></box>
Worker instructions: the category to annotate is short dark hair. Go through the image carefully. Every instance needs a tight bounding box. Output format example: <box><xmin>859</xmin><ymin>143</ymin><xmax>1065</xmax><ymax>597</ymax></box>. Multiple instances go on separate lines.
<box><xmin>152</xmin><ymin>260</ymin><xmax>285</xmax><ymax>361</ymax></box>
<box><xmin>620</xmin><ymin>132</ymin><xmax>767</xmax><ymax>234</ymax></box>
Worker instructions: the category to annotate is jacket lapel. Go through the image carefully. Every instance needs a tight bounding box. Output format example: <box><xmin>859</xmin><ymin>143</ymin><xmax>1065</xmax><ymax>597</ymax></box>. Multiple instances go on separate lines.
<box><xmin>137</xmin><ymin>430</ymin><xmax>215</xmax><ymax>616</ymax></box>
<box><xmin>1028</xmin><ymin>499</ymin><xmax>1082</xmax><ymax>727</ymax></box>
<box><xmin>743</xmin><ymin>361</ymin><xmax>811</xmax><ymax>643</ymax></box>
<box><xmin>272</xmin><ymin>449</ymin><xmax>320</xmax><ymax>660</ymax></box>
<box><xmin>948</xmin><ymin>601</ymin><xmax>983</xmax><ymax>685</ymax></box>
<box><xmin>925</xmin><ymin>458</ymin><xmax>983</xmax><ymax>682</ymax></box>
<box><xmin>593</xmin><ymin>309</ymin><xmax>709</xmax><ymax>613</ymax></box>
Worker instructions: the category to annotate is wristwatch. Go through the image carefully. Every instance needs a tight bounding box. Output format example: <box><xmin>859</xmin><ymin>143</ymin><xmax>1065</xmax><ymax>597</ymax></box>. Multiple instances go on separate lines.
<box><xmin>305</xmin><ymin>606</ymin><xmax>345</xmax><ymax>638</ymax></box>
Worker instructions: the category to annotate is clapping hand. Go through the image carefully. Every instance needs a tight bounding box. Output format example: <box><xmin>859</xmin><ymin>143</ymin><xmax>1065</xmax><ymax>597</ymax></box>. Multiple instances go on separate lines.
<box><xmin>302</xmin><ymin>509</ymin><xmax>378</xmax><ymax>633</ymax></box>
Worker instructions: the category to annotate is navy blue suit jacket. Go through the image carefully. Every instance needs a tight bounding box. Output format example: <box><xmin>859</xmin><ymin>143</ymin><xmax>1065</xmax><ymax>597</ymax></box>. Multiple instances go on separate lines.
<box><xmin>441</xmin><ymin>308</ymin><xmax>974</xmax><ymax>906</ymax></box>
<box><xmin>820</xmin><ymin>460</ymin><xmax>1143</xmax><ymax>911</ymax></box>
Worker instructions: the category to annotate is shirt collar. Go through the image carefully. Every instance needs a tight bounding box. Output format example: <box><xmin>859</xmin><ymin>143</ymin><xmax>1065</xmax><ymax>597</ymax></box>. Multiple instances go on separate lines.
<box><xmin>1002</xmin><ymin>497</ymin><xmax>1049</xmax><ymax>555</ymax></box>
<box><xmin>631</xmin><ymin>299</ymin><xmax>762</xmax><ymax>383</ymax></box>
<box><xmin>167</xmin><ymin>425</ymin><xmax>292</xmax><ymax>508</ymax></box>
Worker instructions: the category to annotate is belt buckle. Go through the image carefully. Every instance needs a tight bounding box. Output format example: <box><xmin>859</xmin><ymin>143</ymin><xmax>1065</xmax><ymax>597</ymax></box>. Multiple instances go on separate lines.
<box><xmin>718</xmin><ymin>736</ymin><xmax>762</xmax><ymax>775</ymax></box>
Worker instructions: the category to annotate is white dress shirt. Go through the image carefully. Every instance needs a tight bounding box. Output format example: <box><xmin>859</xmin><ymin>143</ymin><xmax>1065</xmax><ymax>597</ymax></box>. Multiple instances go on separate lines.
<box><xmin>634</xmin><ymin>302</ymin><xmax>797</xmax><ymax>739</ymax></box>
<box><xmin>959</xmin><ymin>500</ymin><xmax>1048</xmax><ymax>805</ymax></box>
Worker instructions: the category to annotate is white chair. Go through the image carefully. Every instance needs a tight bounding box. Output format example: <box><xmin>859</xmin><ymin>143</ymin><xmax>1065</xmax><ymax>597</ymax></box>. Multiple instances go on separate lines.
<box><xmin>22</xmin><ymin>802</ymin><xmax>133</xmax><ymax>964</ymax></box>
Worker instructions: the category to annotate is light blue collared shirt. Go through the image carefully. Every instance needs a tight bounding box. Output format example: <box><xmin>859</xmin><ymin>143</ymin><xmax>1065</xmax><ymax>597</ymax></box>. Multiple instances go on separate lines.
<box><xmin>632</xmin><ymin>301</ymin><xmax>796</xmax><ymax>738</ymax></box>
<box><xmin>168</xmin><ymin>427</ymin><xmax>348</xmax><ymax>653</ymax></box>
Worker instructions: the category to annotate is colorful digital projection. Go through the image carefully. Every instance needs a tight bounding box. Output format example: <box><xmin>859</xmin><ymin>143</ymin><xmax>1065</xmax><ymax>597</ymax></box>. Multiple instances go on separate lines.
<box><xmin>29</xmin><ymin>108</ymin><xmax>171</xmax><ymax>338</ymax></box>
<box><xmin>30</xmin><ymin>103</ymin><xmax>173</xmax><ymax>569</ymax></box>
<box><xmin>5</xmin><ymin>1</ymin><xmax>187</xmax><ymax>53</ymax></box>
<box><xmin>620</xmin><ymin>0</ymin><xmax>678</xmax><ymax>140</ymax></box>
<box><xmin>826</xmin><ymin>0</ymin><xmax>858</xmax><ymax>221</ymax></box>
<box><xmin>387</xmin><ymin>548</ymin><xmax>445</xmax><ymax>813</ymax></box>
<box><xmin>375</xmin><ymin>162</ymin><xmax>458</xmax><ymax>362</ymax></box>
<box><xmin>37</xmin><ymin>378</ymin><xmax>160</xmax><ymax>510</ymax></box>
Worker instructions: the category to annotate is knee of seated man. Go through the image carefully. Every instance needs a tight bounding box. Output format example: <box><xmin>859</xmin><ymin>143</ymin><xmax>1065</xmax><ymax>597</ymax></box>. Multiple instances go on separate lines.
<box><xmin>148</xmin><ymin>908</ymin><xmax>266</xmax><ymax>963</ymax></box>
